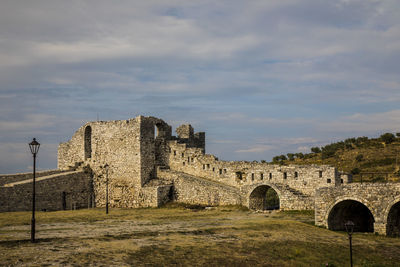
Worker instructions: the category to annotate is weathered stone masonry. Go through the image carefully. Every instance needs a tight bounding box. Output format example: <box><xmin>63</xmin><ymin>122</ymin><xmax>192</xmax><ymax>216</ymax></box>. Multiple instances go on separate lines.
<box><xmin>0</xmin><ymin>170</ymin><xmax>93</xmax><ymax>212</ymax></box>
<box><xmin>315</xmin><ymin>183</ymin><xmax>400</xmax><ymax>236</ymax></box>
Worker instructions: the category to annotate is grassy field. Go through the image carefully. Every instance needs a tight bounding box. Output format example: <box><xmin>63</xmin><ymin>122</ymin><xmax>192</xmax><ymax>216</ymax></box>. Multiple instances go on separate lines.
<box><xmin>1</xmin><ymin>204</ymin><xmax>399</xmax><ymax>266</ymax></box>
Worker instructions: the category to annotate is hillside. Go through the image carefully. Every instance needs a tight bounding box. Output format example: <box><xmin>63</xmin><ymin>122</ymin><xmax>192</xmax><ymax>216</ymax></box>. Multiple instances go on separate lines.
<box><xmin>272</xmin><ymin>133</ymin><xmax>400</xmax><ymax>182</ymax></box>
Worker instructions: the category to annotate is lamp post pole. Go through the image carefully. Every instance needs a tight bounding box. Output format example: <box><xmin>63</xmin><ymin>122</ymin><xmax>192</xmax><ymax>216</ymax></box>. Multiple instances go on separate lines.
<box><xmin>345</xmin><ymin>221</ymin><xmax>355</xmax><ymax>267</ymax></box>
<box><xmin>105</xmin><ymin>164</ymin><xmax>109</xmax><ymax>214</ymax></box>
<box><xmin>29</xmin><ymin>138</ymin><xmax>40</xmax><ymax>243</ymax></box>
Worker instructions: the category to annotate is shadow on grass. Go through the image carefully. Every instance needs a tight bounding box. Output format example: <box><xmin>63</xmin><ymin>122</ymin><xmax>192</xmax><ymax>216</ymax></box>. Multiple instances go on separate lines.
<box><xmin>0</xmin><ymin>237</ymin><xmax>64</xmax><ymax>248</ymax></box>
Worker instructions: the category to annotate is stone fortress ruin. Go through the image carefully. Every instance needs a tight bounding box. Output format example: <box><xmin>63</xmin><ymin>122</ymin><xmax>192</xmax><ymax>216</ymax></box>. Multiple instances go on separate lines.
<box><xmin>1</xmin><ymin>115</ymin><xmax>399</xmax><ymax>236</ymax></box>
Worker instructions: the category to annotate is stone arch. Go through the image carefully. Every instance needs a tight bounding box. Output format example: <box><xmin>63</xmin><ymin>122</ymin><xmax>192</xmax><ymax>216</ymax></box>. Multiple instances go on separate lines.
<box><xmin>154</xmin><ymin>122</ymin><xmax>169</xmax><ymax>139</ymax></box>
<box><xmin>84</xmin><ymin>125</ymin><xmax>92</xmax><ymax>160</ymax></box>
<box><xmin>386</xmin><ymin>199</ymin><xmax>400</xmax><ymax>237</ymax></box>
<box><xmin>248</xmin><ymin>184</ymin><xmax>280</xmax><ymax>211</ymax></box>
<box><xmin>327</xmin><ymin>198</ymin><xmax>374</xmax><ymax>232</ymax></box>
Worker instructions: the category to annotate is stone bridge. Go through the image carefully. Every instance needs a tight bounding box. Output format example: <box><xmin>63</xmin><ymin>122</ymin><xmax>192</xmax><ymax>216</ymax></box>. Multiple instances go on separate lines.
<box><xmin>315</xmin><ymin>183</ymin><xmax>400</xmax><ymax>236</ymax></box>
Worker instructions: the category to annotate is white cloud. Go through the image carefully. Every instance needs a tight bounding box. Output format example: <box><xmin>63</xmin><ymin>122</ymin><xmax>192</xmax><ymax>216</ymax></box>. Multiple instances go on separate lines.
<box><xmin>320</xmin><ymin>110</ymin><xmax>400</xmax><ymax>133</ymax></box>
<box><xmin>235</xmin><ymin>145</ymin><xmax>276</xmax><ymax>153</ymax></box>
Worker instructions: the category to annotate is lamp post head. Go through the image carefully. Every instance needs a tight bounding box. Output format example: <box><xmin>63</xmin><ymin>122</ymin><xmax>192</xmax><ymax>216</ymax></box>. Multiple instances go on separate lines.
<box><xmin>29</xmin><ymin>138</ymin><xmax>40</xmax><ymax>155</ymax></box>
<box><xmin>345</xmin><ymin>221</ymin><xmax>355</xmax><ymax>235</ymax></box>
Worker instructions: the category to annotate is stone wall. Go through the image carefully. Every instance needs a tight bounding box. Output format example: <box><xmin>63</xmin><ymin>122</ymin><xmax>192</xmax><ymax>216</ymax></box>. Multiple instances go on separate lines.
<box><xmin>167</xmin><ymin>140</ymin><xmax>339</xmax><ymax>198</ymax></box>
<box><xmin>157</xmin><ymin>169</ymin><xmax>242</xmax><ymax>206</ymax></box>
<box><xmin>58</xmin><ymin>115</ymin><xmax>208</xmax><ymax>209</ymax></box>
<box><xmin>0</xmin><ymin>170</ymin><xmax>93</xmax><ymax>212</ymax></box>
<box><xmin>58</xmin><ymin>118</ymin><xmax>142</xmax><ymax>187</ymax></box>
<box><xmin>0</xmin><ymin>169</ymin><xmax>64</xmax><ymax>186</ymax></box>
<box><xmin>315</xmin><ymin>183</ymin><xmax>400</xmax><ymax>235</ymax></box>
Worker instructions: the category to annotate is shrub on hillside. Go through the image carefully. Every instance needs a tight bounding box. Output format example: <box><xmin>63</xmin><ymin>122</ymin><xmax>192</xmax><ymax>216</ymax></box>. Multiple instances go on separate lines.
<box><xmin>396</xmin><ymin>132</ymin><xmax>400</xmax><ymax>138</ymax></box>
<box><xmin>311</xmin><ymin>147</ymin><xmax>321</xmax><ymax>153</ymax></box>
<box><xmin>380</xmin><ymin>133</ymin><xmax>395</xmax><ymax>144</ymax></box>
<box><xmin>351</xmin><ymin>168</ymin><xmax>360</xmax><ymax>175</ymax></box>
<box><xmin>287</xmin><ymin>153</ymin><xmax>295</xmax><ymax>161</ymax></box>
<box><xmin>272</xmin><ymin>155</ymin><xmax>287</xmax><ymax>163</ymax></box>
<box><xmin>356</xmin><ymin>154</ymin><xmax>364</xmax><ymax>162</ymax></box>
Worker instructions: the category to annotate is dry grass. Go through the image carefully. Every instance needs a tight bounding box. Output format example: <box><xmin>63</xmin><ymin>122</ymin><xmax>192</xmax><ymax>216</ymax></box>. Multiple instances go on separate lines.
<box><xmin>1</xmin><ymin>204</ymin><xmax>400</xmax><ymax>266</ymax></box>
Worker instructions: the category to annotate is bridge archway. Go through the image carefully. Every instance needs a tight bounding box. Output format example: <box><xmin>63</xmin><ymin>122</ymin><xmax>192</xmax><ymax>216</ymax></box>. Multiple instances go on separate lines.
<box><xmin>328</xmin><ymin>199</ymin><xmax>374</xmax><ymax>232</ymax></box>
<box><xmin>386</xmin><ymin>201</ymin><xmax>400</xmax><ymax>237</ymax></box>
<box><xmin>248</xmin><ymin>185</ymin><xmax>280</xmax><ymax>211</ymax></box>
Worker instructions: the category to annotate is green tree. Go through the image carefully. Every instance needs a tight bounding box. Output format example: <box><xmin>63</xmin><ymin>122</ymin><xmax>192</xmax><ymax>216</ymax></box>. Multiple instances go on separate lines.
<box><xmin>287</xmin><ymin>153</ymin><xmax>295</xmax><ymax>161</ymax></box>
<box><xmin>311</xmin><ymin>147</ymin><xmax>321</xmax><ymax>153</ymax></box>
<box><xmin>272</xmin><ymin>156</ymin><xmax>281</xmax><ymax>163</ymax></box>
<box><xmin>380</xmin><ymin>133</ymin><xmax>395</xmax><ymax>144</ymax></box>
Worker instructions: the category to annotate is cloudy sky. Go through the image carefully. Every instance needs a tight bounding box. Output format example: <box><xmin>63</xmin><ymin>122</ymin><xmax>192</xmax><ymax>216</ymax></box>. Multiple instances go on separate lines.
<box><xmin>1</xmin><ymin>0</ymin><xmax>400</xmax><ymax>173</ymax></box>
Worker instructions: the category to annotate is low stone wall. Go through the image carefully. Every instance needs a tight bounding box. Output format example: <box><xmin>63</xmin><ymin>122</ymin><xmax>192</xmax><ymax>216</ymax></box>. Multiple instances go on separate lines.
<box><xmin>157</xmin><ymin>169</ymin><xmax>242</xmax><ymax>206</ymax></box>
<box><xmin>0</xmin><ymin>170</ymin><xmax>93</xmax><ymax>212</ymax></box>
<box><xmin>0</xmin><ymin>170</ymin><xmax>64</xmax><ymax>186</ymax></box>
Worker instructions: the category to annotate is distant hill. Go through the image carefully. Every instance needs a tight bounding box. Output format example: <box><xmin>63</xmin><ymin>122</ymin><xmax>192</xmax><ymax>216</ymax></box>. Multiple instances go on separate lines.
<box><xmin>271</xmin><ymin>133</ymin><xmax>400</xmax><ymax>182</ymax></box>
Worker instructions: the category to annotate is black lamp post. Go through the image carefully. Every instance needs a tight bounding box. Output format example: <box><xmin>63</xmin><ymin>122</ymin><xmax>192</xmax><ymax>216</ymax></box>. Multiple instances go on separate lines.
<box><xmin>104</xmin><ymin>163</ymin><xmax>109</xmax><ymax>214</ymax></box>
<box><xmin>29</xmin><ymin>138</ymin><xmax>40</xmax><ymax>243</ymax></box>
<box><xmin>345</xmin><ymin>221</ymin><xmax>355</xmax><ymax>267</ymax></box>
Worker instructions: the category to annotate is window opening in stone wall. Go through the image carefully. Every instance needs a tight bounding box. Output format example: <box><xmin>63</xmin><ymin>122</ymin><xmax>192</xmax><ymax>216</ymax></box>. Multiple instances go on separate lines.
<box><xmin>84</xmin><ymin>126</ymin><xmax>92</xmax><ymax>159</ymax></box>
<box><xmin>219</xmin><ymin>169</ymin><xmax>222</xmax><ymax>175</ymax></box>
<box><xmin>207</xmin><ymin>164</ymin><xmax>210</xmax><ymax>169</ymax></box>
<box><xmin>154</xmin><ymin>125</ymin><xmax>158</xmax><ymax>139</ymax></box>
<box><xmin>187</xmin><ymin>157</ymin><xmax>190</xmax><ymax>162</ymax></box>
<box><xmin>203</xmin><ymin>164</ymin><xmax>205</xmax><ymax>170</ymax></box>
<box><xmin>319</xmin><ymin>171</ymin><xmax>323</xmax><ymax>177</ymax></box>
<box><xmin>236</xmin><ymin>171</ymin><xmax>243</xmax><ymax>180</ymax></box>
<box><xmin>191</xmin><ymin>158</ymin><xmax>194</xmax><ymax>162</ymax></box>
<box><xmin>182</xmin><ymin>153</ymin><xmax>184</xmax><ymax>157</ymax></box>
<box><xmin>224</xmin><ymin>169</ymin><xmax>227</xmax><ymax>173</ymax></box>
<box><xmin>183</xmin><ymin>162</ymin><xmax>185</xmax><ymax>166</ymax></box>
<box><xmin>251</xmin><ymin>173</ymin><xmax>255</xmax><ymax>181</ymax></box>
<box><xmin>294</xmin><ymin>172</ymin><xmax>298</xmax><ymax>178</ymax></box>
<box><xmin>174</xmin><ymin>150</ymin><xmax>176</xmax><ymax>156</ymax></box>
<box><xmin>212</xmin><ymin>167</ymin><xmax>215</xmax><ymax>172</ymax></box>
<box><xmin>341</xmin><ymin>179</ymin><xmax>343</xmax><ymax>184</ymax></box>
<box><xmin>260</xmin><ymin>173</ymin><xmax>263</xmax><ymax>180</ymax></box>
<box><xmin>327</xmin><ymin>178</ymin><xmax>331</xmax><ymax>183</ymax></box>
<box><xmin>269</xmin><ymin>173</ymin><xmax>272</xmax><ymax>179</ymax></box>
<box><xmin>283</xmin><ymin>172</ymin><xmax>287</xmax><ymax>179</ymax></box>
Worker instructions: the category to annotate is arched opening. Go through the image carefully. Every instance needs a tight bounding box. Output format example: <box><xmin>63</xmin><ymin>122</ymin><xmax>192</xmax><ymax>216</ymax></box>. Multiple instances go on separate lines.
<box><xmin>328</xmin><ymin>200</ymin><xmax>374</xmax><ymax>232</ymax></box>
<box><xmin>387</xmin><ymin>201</ymin><xmax>400</xmax><ymax>237</ymax></box>
<box><xmin>249</xmin><ymin>185</ymin><xmax>280</xmax><ymax>210</ymax></box>
<box><xmin>154</xmin><ymin>124</ymin><xmax>159</xmax><ymax>139</ymax></box>
<box><xmin>84</xmin><ymin>126</ymin><xmax>92</xmax><ymax>159</ymax></box>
